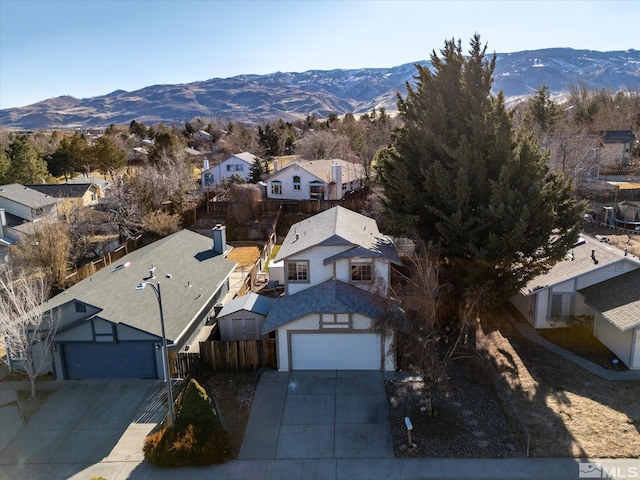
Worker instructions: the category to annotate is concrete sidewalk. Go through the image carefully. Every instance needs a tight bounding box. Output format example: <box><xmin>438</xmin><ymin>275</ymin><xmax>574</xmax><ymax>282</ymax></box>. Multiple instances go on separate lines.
<box><xmin>1</xmin><ymin>457</ymin><xmax>637</xmax><ymax>479</ymax></box>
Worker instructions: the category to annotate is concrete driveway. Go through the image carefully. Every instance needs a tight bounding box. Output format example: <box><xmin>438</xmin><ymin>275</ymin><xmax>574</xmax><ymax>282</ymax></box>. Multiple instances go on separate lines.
<box><xmin>239</xmin><ymin>370</ymin><xmax>393</xmax><ymax>460</ymax></box>
<box><xmin>0</xmin><ymin>378</ymin><xmax>163</xmax><ymax>468</ymax></box>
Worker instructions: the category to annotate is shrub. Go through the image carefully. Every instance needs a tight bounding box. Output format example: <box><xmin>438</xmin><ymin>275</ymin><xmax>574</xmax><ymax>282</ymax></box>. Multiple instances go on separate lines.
<box><xmin>143</xmin><ymin>378</ymin><xmax>233</xmax><ymax>467</ymax></box>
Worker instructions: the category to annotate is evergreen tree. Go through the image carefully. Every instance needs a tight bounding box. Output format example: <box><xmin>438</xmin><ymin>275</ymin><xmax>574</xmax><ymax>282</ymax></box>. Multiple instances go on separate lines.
<box><xmin>524</xmin><ymin>85</ymin><xmax>560</xmax><ymax>133</ymax></box>
<box><xmin>376</xmin><ymin>35</ymin><xmax>584</xmax><ymax>305</ymax></box>
<box><xmin>48</xmin><ymin>132</ymin><xmax>88</xmax><ymax>179</ymax></box>
<box><xmin>89</xmin><ymin>136</ymin><xmax>127</xmax><ymax>179</ymax></box>
<box><xmin>6</xmin><ymin>135</ymin><xmax>49</xmax><ymax>184</ymax></box>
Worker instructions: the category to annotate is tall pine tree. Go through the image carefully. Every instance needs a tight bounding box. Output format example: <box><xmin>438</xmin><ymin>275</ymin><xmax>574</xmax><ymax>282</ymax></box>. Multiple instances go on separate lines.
<box><xmin>376</xmin><ymin>35</ymin><xmax>584</xmax><ymax>305</ymax></box>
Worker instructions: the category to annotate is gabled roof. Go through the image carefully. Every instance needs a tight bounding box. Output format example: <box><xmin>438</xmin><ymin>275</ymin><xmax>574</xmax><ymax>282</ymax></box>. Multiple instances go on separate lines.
<box><xmin>600</xmin><ymin>130</ymin><xmax>635</xmax><ymax>144</ymax></box>
<box><xmin>218</xmin><ymin>292</ymin><xmax>273</xmax><ymax>317</ymax></box>
<box><xmin>521</xmin><ymin>235</ymin><xmax>639</xmax><ymax>294</ymax></box>
<box><xmin>274</xmin><ymin>206</ymin><xmax>401</xmax><ymax>265</ymax></box>
<box><xmin>226</xmin><ymin>152</ymin><xmax>260</xmax><ymax>164</ymax></box>
<box><xmin>44</xmin><ymin>229</ymin><xmax>237</xmax><ymax>343</ymax></box>
<box><xmin>579</xmin><ymin>269</ymin><xmax>640</xmax><ymax>331</ymax></box>
<box><xmin>0</xmin><ymin>184</ymin><xmax>59</xmax><ymax>209</ymax></box>
<box><xmin>262</xmin><ymin>279</ymin><xmax>394</xmax><ymax>333</ymax></box>
<box><xmin>26</xmin><ymin>183</ymin><xmax>95</xmax><ymax>199</ymax></box>
<box><xmin>270</xmin><ymin>159</ymin><xmax>364</xmax><ymax>185</ymax></box>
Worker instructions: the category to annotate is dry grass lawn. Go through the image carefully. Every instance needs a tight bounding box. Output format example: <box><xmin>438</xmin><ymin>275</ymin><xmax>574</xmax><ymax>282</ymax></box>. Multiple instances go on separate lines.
<box><xmin>227</xmin><ymin>245</ymin><xmax>261</xmax><ymax>267</ymax></box>
<box><xmin>479</xmin><ymin>308</ymin><xmax>640</xmax><ymax>458</ymax></box>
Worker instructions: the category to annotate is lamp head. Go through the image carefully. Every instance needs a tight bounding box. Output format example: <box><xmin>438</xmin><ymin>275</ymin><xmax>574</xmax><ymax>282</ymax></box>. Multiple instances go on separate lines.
<box><xmin>135</xmin><ymin>283</ymin><xmax>146</xmax><ymax>290</ymax></box>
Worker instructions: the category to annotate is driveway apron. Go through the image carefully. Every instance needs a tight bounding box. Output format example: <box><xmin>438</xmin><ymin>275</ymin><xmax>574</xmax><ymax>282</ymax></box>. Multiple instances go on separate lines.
<box><xmin>239</xmin><ymin>370</ymin><xmax>393</xmax><ymax>459</ymax></box>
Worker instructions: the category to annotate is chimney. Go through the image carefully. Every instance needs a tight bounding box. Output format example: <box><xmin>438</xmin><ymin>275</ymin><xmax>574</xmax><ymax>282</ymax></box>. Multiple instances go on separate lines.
<box><xmin>273</xmin><ymin>159</ymin><xmax>279</xmax><ymax>172</ymax></box>
<box><xmin>331</xmin><ymin>163</ymin><xmax>342</xmax><ymax>199</ymax></box>
<box><xmin>212</xmin><ymin>224</ymin><xmax>227</xmax><ymax>256</ymax></box>
<box><xmin>203</xmin><ymin>159</ymin><xmax>210</xmax><ymax>171</ymax></box>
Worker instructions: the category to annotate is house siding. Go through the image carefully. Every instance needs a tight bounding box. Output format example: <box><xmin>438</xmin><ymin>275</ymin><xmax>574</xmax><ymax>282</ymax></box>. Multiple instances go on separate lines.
<box><xmin>267</xmin><ymin>164</ymin><xmax>324</xmax><ymax>201</ymax></box>
<box><xmin>593</xmin><ymin>314</ymin><xmax>634</xmax><ymax>368</ymax></box>
<box><xmin>632</xmin><ymin>329</ymin><xmax>640</xmax><ymax>369</ymax></box>
<box><xmin>285</xmin><ymin>246</ymin><xmax>348</xmax><ymax>295</ymax></box>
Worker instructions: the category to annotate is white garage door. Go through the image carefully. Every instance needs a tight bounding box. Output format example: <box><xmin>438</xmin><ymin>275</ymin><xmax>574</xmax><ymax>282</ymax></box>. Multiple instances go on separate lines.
<box><xmin>290</xmin><ymin>333</ymin><xmax>382</xmax><ymax>370</ymax></box>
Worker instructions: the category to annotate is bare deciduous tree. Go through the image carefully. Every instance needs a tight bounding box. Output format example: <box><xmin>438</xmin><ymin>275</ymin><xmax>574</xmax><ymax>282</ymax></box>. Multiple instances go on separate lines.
<box><xmin>376</xmin><ymin>242</ymin><xmax>482</xmax><ymax>416</ymax></box>
<box><xmin>0</xmin><ymin>267</ymin><xmax>59</xmax><ymax>398</ymax></box>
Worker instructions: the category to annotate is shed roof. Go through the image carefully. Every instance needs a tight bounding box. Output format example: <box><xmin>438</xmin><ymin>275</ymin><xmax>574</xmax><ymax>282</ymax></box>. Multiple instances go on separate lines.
<box><xmin>274</xmin><ymin>206</ymin><xmax>401</xmax><ymax>265</ymax></box>
<box><xmin>45</xmin><ymin>229</ymin><xmax>236</xmax><ymax>343</ymax></box>
<box><xmin>218</xmin><ymin>292</ymin><xmax>273</xmax><ymax>317</ymax></box>
<box><xmin>578</xmin><ymin>269</ymin><xmax>640</xmax><ymax>331</ymax></box>
<box><xmin>262</xmin><ymin>279</ymin><xmax>395</xmax><ymax>333</ymax></box>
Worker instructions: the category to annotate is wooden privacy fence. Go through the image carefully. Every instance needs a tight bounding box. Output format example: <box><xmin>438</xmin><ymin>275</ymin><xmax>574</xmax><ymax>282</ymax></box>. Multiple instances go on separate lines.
<box><xmin>199</xmin><ymin>339</ymin><xmax>277</xmax><ymax>371</ymax></box>
<box><xmin>170</xmin><ymin>352</ymin><xmax>200</xmax><ymax>379</ymax></box>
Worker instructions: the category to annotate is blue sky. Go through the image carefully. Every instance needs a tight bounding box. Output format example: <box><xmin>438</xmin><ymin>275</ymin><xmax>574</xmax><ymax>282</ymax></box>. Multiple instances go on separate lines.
<box><xmin>1</xmin><ymin>0</ymin><xmax>639</xmax><ymax>109</ymax></box>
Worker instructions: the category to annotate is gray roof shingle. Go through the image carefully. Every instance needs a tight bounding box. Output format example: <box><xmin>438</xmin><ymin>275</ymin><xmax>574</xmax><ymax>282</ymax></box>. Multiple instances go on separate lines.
<box><xmin>0</xmin><ymin>184</ymin><xmax>59</xmax><ymax>209</ymax></box>
<box><xmin>262</xmin><ymin>279</ymin><xmax>397</xmax><ymax>333</ymax></box>
<box><xmin>44</xmin><ymin>229</ymin><xmax>236</xmax><ymax>342</ymax></box>
<box><xmin>522</xmin><ymin>236</ymin><xmax>638</xmax><ymax>294</ymax></box>
<box><xmin>218</xmin><ymin>292</ymin><xmax>273</xmax><ymax>317</ymax></box>
<box><xmin>274</xmin><ymin>206</ymin><xmax>401</xmax><ymax>265</ymax></box>
<box><xmin>578</xmin><ymin>269</ymin><xmax>640</xmax><ymax>331</ymax></box>
<box><xmin>26</xmin><ymin>183</ymin><xmax>94</xmax><ymax>199</ymax></box>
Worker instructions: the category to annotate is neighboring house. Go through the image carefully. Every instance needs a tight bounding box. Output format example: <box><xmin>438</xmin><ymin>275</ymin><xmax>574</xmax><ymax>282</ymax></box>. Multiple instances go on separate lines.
<box><xmin>26</xmin><ymin>183</ymin><xmax>102</xmax><ymax>215</ymax></box>
<box><xmin>201</xmin><ymin>152</ymin><xmax>261</xmax><ymax>188</ymax></box>
<box><xmin>598</xmin><ymin>130</ymin><xmax>635</xmax><ymax>167</ymax></box>
<box><xmin>266</xmin><ymin>159</ymin><xmax>365</xmax><ymax>201</ymax></box>
<box><xmin>0</xmin><ymin>209</ymin><xmax>12</xmax><ymax>264</ymax></box>
<box><xmin>216</xmin><ymin>292</ymin><xmax>273</xmax><ymax>341</ymax></box>
<box><xmin>0</xmin><ymin>184</ymin><xmax>59</xmax><ymax>242</ymax></box>
<box><xmin>193</xmin><ymin>130</ymin><xmax>212</xmax><ymax>142</ymax></box>
<box><xmin>11</xmin><ymin>226</ymin><xmax>237</xmax><ymax>380</ymax></box>
<box><xmin>579</xmin><ymin>269</ymin><xmax>640</xmax><ymax>370</ymax></box>
<box><xmin>510</xmin><ymin>234</ymin><xmax>640</xmax><ymax>369</ymax></box>
<box><xmin>263</xmin><ymin>206</ymin><xmax>402</xmax><ymax>372</ymax></box>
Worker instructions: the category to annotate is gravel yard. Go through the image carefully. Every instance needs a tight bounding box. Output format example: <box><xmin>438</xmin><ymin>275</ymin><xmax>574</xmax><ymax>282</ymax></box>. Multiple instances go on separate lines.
<box><xmin>386</xmin><ymin>357</ymin><xmax>523</xmax><ymax>458</ymax></box>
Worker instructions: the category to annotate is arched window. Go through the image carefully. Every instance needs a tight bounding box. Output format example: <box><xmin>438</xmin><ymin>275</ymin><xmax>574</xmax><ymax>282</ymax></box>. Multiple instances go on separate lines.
<box><xmin>293</xmin><ymin>175</ymin><xmax>301</xmax><ymax>190</ymax></box>
<box><xmin>271</xmin><ymin>181</ymin><xmax>282</xmax><ymax>195</ymax></box>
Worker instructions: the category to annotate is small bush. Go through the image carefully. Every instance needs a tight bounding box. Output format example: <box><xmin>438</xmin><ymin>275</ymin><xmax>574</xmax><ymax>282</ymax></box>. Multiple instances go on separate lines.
<box><xmin>143</xmin><ymin>378</ymin><xmax>233</xmax><ymax>467</ymax></box>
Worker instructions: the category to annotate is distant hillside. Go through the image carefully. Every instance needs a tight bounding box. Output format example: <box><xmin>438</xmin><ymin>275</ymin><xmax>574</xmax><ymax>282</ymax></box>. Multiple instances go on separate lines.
<box><xmin>1</xmin><ymin>48</ymin><xmax>639</xmax><ymax>130</ymax></box>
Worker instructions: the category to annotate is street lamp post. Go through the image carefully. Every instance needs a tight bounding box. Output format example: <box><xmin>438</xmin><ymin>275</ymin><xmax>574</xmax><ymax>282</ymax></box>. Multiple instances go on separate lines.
<box><xmin>136</xmin><ymin>281</ymin><xmax>175</xmax><ymax>428</ymax></box>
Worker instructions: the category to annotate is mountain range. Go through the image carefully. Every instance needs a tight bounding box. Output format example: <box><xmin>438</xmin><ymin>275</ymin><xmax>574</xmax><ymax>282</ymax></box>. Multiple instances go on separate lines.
<box><xmin>1</xmin><ymin>48</ymin><xmax>639</xmax><ymax>130</ymax></box>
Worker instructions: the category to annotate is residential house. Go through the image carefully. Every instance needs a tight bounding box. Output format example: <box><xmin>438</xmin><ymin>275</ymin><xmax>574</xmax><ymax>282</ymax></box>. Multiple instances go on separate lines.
<box><xmin>201</xmin><ymin>152</ymin><xmax>261</xmax><ymax>188</ymax></box>
<box><xmin>266</xmin><ymin>159</ymin><xmax>365</xmax><ymax>201</ymax></box>
<box><xmin>0</xmin><ymin>184</ymin><xmax>59</xmax><ymax>242</ymax></box>
<box><xmin>26</xmin><ymin>183</ymin><xmax>102</xmax><ymax>217</ymax></box>
<box><xmin>216</xmin><ymin>292</ymin><xmax>273</xmax><ymax>341</ymax></box>
<box><xmin>8</xmin><ymin>226</ymin><xmax>237</xmax><ymax>380</ymax></box>
<box><xmin>598</xmin><ymin>130</ymin><xmax>635</xmax><ymax>167</ymax></box>
<box><xmin>263</xmin><ymin>206</ymin><xmax>402</xmax><ymax>371</ymax></box>
<box><xmin>510</xmin><ymin>234</ymin><xmax>640</xmax><ymax>369</ymax></box>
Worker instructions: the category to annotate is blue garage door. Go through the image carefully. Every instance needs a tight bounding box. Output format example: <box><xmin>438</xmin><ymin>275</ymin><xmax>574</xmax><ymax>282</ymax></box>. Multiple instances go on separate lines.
<box><xmin>63</xmin><ymin>342</ymin><xmax>157</xmax><ymax>379</ymax></box>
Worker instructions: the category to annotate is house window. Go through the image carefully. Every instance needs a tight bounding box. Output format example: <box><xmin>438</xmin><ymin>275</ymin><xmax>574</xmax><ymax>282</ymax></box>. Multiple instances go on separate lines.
<box><xmin>293</xmin><ymin>175</ymin><xmax>301</xmax><ymax>191</ymax></box>
<box><xmin>226</xmin><ymin>164</ymin><xmax>244</xmax><ymax>172</ymax></box>
<box><xmin>351</xmin><ymin>262</ymin><xmax>372</xmax><ymax>282</ymax></box>
<box><xmin>309</xmin><ymin>181</ymin><xmax>324</xmax><ymax>200</ymax></box>
<box><xmin>271</xmin><ymin>181</ymin><xmax>282</xmax><ymax>195</ymax></box>
<box><xmin>287</xmin><ymin>260</ymin><xmax>309</xmax><ymax>283</ymax></box>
